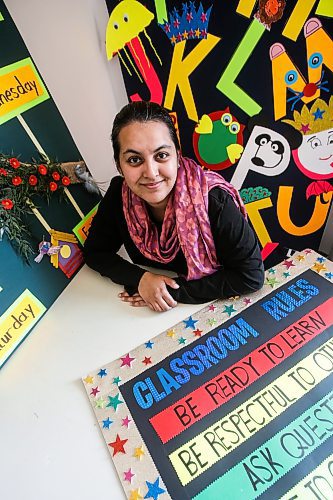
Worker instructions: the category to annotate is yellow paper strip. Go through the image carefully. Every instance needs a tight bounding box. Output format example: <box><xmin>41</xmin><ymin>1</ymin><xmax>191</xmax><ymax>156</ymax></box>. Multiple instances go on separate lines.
<box><xmin>282</xmin><ymin>0</ymin><xmax>316</xmax><ymax>41</ymax></box>
<box><xmin>169</xmin><ymin>338</ymin><xmax>333</xmax><ymax>485</ymax></box>
<box><xmin>17</xmin><ymin>114</ymin><xmax>48</xmax><ymax>159</ymax></box>
<box><xmin>64</xmin><ymin>187</ymin><xmax>84</xmax><ymax>218</ymax></box>
<box><xmin>0</xmin><ymin>289</ymin><xmax>46</xmax><ymax>366</ymax></box>
<box><xmin>236</xmin><ymin>0</ymin><xmax>257</xmax><ymax>17</ymax></box>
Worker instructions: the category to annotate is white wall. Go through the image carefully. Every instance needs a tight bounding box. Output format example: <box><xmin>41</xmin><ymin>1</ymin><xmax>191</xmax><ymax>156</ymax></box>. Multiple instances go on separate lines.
<box><xmin>4</xmin><ymin>0</ymin><xmax>128</xmax><ymax>183</ymax></box>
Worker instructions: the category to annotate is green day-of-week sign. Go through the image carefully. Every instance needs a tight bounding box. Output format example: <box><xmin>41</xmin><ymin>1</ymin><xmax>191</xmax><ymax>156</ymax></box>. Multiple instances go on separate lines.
<box><xmin>0</xmin><ymin>57</ymin><xmax>49</xmax><ymax>125</ymax></box>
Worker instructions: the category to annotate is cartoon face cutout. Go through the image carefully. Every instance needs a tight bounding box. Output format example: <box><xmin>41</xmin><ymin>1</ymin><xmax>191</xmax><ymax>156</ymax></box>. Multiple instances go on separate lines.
<box><xmin>252</xmin><ymin>133</ymin><xmax>285</xmax><ymax>168</ymax></box>
<box><xmin>293</xmin><ymin>128</ymin><xmax>333</xmax><ymax>180</ymax></box>
<box><xmin>230</xmin><ymin>125</ymin><xmax>291</xmax><ymax>189</ymax></box>
<box><xmin>106</xmin><ymin>0</ymin><xmax>154</xmax><ymax>59</ymax></box>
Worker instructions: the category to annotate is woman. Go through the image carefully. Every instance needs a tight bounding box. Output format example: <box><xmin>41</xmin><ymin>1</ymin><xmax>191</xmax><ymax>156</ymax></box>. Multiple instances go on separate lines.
<box><xmin>84</xmin><ymin>101</ymin><xmax>264</xmax><ymax>312</ymax></box>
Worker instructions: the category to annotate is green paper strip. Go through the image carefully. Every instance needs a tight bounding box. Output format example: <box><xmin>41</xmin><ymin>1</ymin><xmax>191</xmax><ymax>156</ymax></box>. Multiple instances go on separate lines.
<box><xmin>154</xmin><ymin>0</ymin><xmax>168</xmax><ymax>23</ymax></box>
<box><xmin>73</xmin><ymin>203</ymin><xmax>99</xmax><ymax>246</ymax></box>
<box><xmin>216</xmin><ymin>19</ymin><xmax>265</xmax><ymax>116</ymax></box>
<box><xmin>316</xmin><ymin>0</ymin><xmax>333</xmax><ymax>17</ymax></box>
<box><xmin>0</xmin><ymin>12</ymin><xmax>4</xmax><ymax>21</ymax></box>
<box><xmin>194</xmin><ymin>390</ymin><xmax>333</xmax><ymax>500</ymax></box>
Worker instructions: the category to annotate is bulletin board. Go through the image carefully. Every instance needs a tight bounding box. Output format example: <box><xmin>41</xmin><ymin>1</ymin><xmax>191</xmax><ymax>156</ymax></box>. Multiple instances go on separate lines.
<box><xmin>0</xmin><ymin>1</ymin><xmax>100</xmax><ymax>368</ymax></box>
<box><xmin>104</xmin><ymin>0</ymin><xmax>333</xmax><ymax>254</ymax></box>
<box><xmin>83</xmin><ymin>250</ymin><xmax>333</xmax><ymax>499</ymax></box>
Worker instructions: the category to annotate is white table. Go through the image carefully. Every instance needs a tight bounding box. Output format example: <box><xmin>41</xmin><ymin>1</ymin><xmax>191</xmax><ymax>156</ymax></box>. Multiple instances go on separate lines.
<box><xmin>0</xmin><ymin>265</ymin><xmax>203</xmax><ymax>500</ymax></box>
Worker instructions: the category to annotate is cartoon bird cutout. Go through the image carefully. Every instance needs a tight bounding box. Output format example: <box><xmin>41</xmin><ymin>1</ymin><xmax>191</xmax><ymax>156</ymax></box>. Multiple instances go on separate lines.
<box><xmin>193</xmin><ymin>109</ymin><xmax>244</xmax><ymax>170</ymax></box>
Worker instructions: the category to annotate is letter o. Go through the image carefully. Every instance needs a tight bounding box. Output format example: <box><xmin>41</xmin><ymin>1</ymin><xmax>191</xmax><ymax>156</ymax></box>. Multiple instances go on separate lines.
<box><xmin>313</xmin><ymin>352</ymin><xmax>333</xmax><ymax>372</ymax></box>
<box><xmin>207</xmin><ymin>337</ymin><xmax>228</xmax><ymax>359</ymax></box>
<box><xmin>218</xmin><ymin>329</ymin><xmax>239</xmax><ymax>350</ymax></box>
<box><xmin>313</xmin><ymin>475</ymin><xmax>333</xmax><ymax>497</ymax></box>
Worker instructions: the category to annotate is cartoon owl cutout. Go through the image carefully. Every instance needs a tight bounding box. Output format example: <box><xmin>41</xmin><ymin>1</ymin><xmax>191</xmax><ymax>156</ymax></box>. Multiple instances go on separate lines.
<box><xmin>193</xmin><ymin>109</ymin><xmax>245</xmax><ymax>171</ymax></box>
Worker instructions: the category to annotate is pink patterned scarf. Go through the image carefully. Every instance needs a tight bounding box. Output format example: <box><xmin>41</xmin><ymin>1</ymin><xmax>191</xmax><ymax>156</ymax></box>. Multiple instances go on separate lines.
<box><xmin>122</xmin><ymin>156</ymin><xmax>247</xmax><ymax>280</ymax></box>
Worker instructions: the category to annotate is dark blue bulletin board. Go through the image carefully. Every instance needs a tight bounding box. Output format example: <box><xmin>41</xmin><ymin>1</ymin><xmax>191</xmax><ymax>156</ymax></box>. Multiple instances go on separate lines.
<box><xmin>0</xmin><ymin>1</ymin><xmax>100</xmax><ymax>367</ymax></box>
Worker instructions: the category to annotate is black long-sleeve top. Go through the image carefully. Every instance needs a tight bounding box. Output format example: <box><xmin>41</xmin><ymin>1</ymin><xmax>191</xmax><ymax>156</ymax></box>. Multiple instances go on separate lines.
<box><xmin>84</xmin><ymin>176</ymin><xmax>265</xmax><ymax>304</ymax></box>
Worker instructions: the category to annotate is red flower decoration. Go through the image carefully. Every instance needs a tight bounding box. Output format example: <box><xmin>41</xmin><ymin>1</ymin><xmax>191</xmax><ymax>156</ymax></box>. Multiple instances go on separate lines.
<box><xmin>9</xmin><ymin>158</ymin><xmax>20</xmax><ymax>169</ymax></box>
<box><xmin>1</xmin><ymin>198</ymin><xmax>14</xmax><ymax>210</ymax></box>
<box><xmin>52</xmin><ymin>171</ymin><xmax>61</xmax><ymax>181</ymax></box>
<box><xmin>38</xmin><ymin>164</ymin><xmax>48</xmax><ymax>175</ymax></box>
<box><xmin>49</xmin><ymin>181</ymin><xmax>58</xmax><ymax>192</ymax></box>
<box><xmin>0</xmin><ymin>168</ymin><xmax>7</xmax><ymax>176</ymax></box>
<box><xmin>29</xmin><ymin>175</ymin><xmax>38</xmax><ymax>186</ymax></box>
<box><xmin>12</xmin><ymin>176</ymin><xmax>22</xmax><ymax>186</ymax></box>
<box><xmin>61</xmin><ymin>176</ymin><xmax>70</xmax><ymax>186</ymax></box>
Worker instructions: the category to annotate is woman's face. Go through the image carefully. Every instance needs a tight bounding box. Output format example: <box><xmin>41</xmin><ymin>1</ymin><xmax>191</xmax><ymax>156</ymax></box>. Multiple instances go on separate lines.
<box><xmin>118</xmin><ymin>120</ymin><xmax>178</xmax><ymax>215</ymax></box>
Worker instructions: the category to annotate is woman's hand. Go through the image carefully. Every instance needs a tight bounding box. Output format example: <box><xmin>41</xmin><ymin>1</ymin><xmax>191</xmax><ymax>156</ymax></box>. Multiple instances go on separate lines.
<box><xmin>118</xmin><ymin>291</ymin><xmax>148</xmax><ymax>307</ymax></box>
<box><xmin>138</xmin><ymin>272</ymin><xmax>179</xmax><ymax>312</ymax></box>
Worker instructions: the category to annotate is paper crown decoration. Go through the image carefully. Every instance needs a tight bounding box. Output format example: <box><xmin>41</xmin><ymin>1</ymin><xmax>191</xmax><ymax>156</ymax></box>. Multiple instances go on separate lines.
<box><xmin>159</xmin><ymin>2</ymin><xmax>212</xmax><ymax>45</ymax></box>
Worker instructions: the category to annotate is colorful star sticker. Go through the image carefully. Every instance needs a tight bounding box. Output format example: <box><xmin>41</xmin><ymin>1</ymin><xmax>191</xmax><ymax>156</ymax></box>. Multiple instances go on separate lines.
<box><xmin>166</xmin><ymin>328</ymin><xmax>176</xmax><ymax>338</ymax></box>
<box><xmin>83</xmin><ymin>375</ymin><xmax>94</xmax><ymax>384</ymax></box>
<box><xmin>142</xmin><ymin>356</ymin><xmax>152</xmax><ymax>366</ymax></box>
<box><xmin>134</xmin><ymin>446</ymin><xmax>145</xmax><ymax>460</ymax></box>
<box><xmin>283</xmin><ymin>272</ymin><xmax>291</xmax><ymax>278</ymax></box>
<box><xmin>178</xmin><ymin>336</ymin><xmax>186</xmax><ymax>344</ymax></box>
<box><xmin>317</xmin><ymin>256</ymin><xmax>326</xmax><ymax>263</ymax></box>
<box><xmin>102</xmin><ymin>417</ymin><xmax>113</xmax><ymax>429</ymax></box>
<box><xmin>94</xmin><ymin>397</ymin><xmax>106</xmax><ymax>409</ymax></box>
<box><xmin>243</xmin><ymin>297</ymin><xmax>251</xmax><ymax>305</ymax></box>
<box><xmin>90</xmin><ymin>386</ymin><xmax>100</xmax><ymax>397</ymax></box>
<box><xmin>266</xmin><ymin>276</ymin><xmax>280</xmax><ymax>287</ymax></box>
<box><xmin>173</xmin><ymin>18</ymin><xmax>180</xmax><ymax>28</ymax></box>
<box><xmin>120</xmin><ymin>353</ymin><xmax>135</xmax><ymax>368</ymax></box>
<box><xmin>223</xmin><ymin>305</ymin><xmax>236</xmax><ymax>317</ymax></box>
<box><xmin>325</xmin><ymin>272</ymin><xmax>333</xmax><ymax>279</ymax></box>
<box><xmin>122</xmin><ymin>415</ymin><xmax>132</xmax><ymax>428</ymax></box>
<box><xmin>124</xmin><ymin>468</ymin><xmax>135</xmax><ymax>483</ymax></box>
<box><xmin>98</xmin><ymin>368</ymin><xmax>107</xmax><ymax>378</ymax></box>
<box><xmin>145</xmin><ymin>340</ymin><xmax>154</xmax><ymax>349</ymax></box>
<box><xmin>129</xmin><ymin>488</ymin><xmax>143</xmax><ymax>500</ymax></box>
<box><xmin>208</xmin><ymin>318</ymin><xmax>217</xmax><ymax>326</ymax></box>
<box><xmin>193</xmin><ymin>328</ymin><xmax>203</xmax><ymax>337</ymax></box>
<box><xmin>300</xmin><ymin>123</ymin><xmax>310</xmax><ymax>133</ymax></box>
<box><xmin>183</xmin><ymin>316</ymin><xmax>198</xmax><ymax>329</ymax></box>
<box><xmin>106</xmin><ymin>393</ymin><xmax>123</xmax><ymax>411</ymax></box>
<box><xmin>108</xmin><ymin>434</ymin><xmax>128</xmax><ymax>456</ymax></box>
<box><xmin>283</xmin><ymin>259</ymin><xmax>295</xmax><ymax>270</ymax></box>
<box><xmin>296</xmin><ymin>254</ymin><xmax>305</xmax><ymax>262</ymax></box>
<box><xmin>144</xmin><ymin>477</ymin><xmax>166</xmax><ymax>500</ymax></box>
<box><xmin>312</xmin><ymin>262</ymin><xmax>327</xmax><ymax>273</ymax></box>
<box><xmin>113</xmin><ymin>376</ymin><xmax>121</xmax><ymax>386</ymax></box>
<box><xmin>304</xmin><ymin>249</ymin><xmax>312</xmax><ymax>254</ymax></box>
<box><xmin>208</xmin><ymin>304</ymin><xmax>216</xmax><ymax>312</ymax></box>
<box><xmin>268</xmin><ymin>268</ymin><xmax>276</xmax><ymax>274</ymax></box>
<box><xmin>313</xmin><ymin>107</ymin><xmax>325</xmax><ymax>120</ymax></box>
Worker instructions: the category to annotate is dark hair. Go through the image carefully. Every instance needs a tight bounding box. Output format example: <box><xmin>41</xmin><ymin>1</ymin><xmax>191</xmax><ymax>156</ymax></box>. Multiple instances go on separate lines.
<box><xmin>111</xmin><ymin>101</ymin><xmax>180</xmax><ymax>166</ymax></box>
